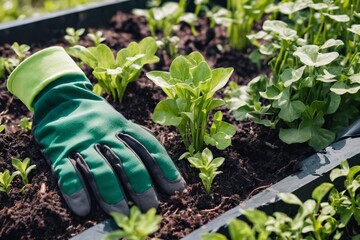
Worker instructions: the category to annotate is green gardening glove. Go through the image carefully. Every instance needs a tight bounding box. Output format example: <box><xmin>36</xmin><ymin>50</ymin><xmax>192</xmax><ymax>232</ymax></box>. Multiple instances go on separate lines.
<box><xmin>7</xmin><ymin>46</ymin><xmax>186</xmax><ymax>216</ymax></box>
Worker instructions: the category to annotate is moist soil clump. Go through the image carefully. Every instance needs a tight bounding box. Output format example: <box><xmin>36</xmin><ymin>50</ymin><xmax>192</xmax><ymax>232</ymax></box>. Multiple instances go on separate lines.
<box><xmin>0</xmin><ymin>12</ymin><xmax>313</xmax><ymax>239</ymax></box>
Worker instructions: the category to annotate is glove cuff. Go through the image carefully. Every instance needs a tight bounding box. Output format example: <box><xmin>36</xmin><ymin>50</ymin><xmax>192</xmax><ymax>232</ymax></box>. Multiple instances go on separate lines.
<box><xmin>7</xmin><ymin>46</ymin><xmax>85</xmax><ymax>111</ymax></box>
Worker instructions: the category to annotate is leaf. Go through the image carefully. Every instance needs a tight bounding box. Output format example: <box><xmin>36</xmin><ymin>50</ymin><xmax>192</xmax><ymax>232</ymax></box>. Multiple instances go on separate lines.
<box><xmin>320</xmin><ymin>39</ymin><xmax>344</xmax><ymax>49</ymax></box>
<box><xmin>229</xmin><ymin>219</ymin><xmax>253</xmax><ymax>238</ymax></box>
<box><xmin>281</xmin><ymin>66</ymin><xmax>306</xmax><ymax>87</ymax></box>
<box><xmin>152</xmin><ymin>99</ymin><xmax>182</xmax><ymax>126</ymax></box>
<box><xmin>316</xmin><ymin>69</ymin><xmax>337</xmax><ymax>83</ymax></box>
<box><xmin>279</xmin><ymin>126</ymin><xmax>312</xmax><ymax>144</ymax></box>
<box><xmin>146</xmin><ymin>71</ymin><xmax>172</xmax><ymax>89</ymax></box>
<box><xmin>312</xmin><ymin>183</ymin><xmax>334</xmax><ymax>203</ymax></box>
<box><xmin>102</xmin><ymin>230</ymin><xmax>127</xmax><ymax>240</ymax></box>
<box><xmin>96</xmin><ymin>44</ymin><xmax>115</xmax><ymax>68</ymax></box>
<box><xmin>278</xmin><ymin>100</ymin><xmax>306</xmax><ymax>122</ymax></box>
<box><xmin>170</xmin><ymin>56</ymin><xmax>191</xmax><ymax>81</ymax></box>
<box><xmin>349</xmin><ymin>73</ymin><xmax>360</xmax><ymax>84</ymax></box>
<box><xmin>330</xmin><ymin>82</ymin><xmax>360</xmax><ymax>95</ymax></box>
<box><xmin>207</xmin><ymin>68</ymin><xmax>233</xmax><ymax>94</ymax></box>
<box><xmin>206</xmin><ymin>99</ymin><xmax>225</xmax><ymax>111</ymax></box>
<box><xmin>325</xmin><ymin>92</ymin><xmax>341</xmax><ymax>114</ymax></box>
<box><xmin>243</xmin><ymin>209</ymin><xmax>268</xmax><ymax>225</ymax></box>
<box><xmin>67</xmin><ymin>45</ymin><xmax>98</xmax><ymax>69</ymax></box>
<box><xmin>201</xmin><ymin>233</ymin><xmax>227</xmax><ymax>240</ymax></box>
<box><xmin>330</xmin><ymin>161</ymin><xmax>349</xmax><ymax>181</ymax></box>
<box><xmin>192</xmin><ymin>61</ymin><xmax>212</xmax><ymax>86</ymax></box>
<box><xmin>263</xmin><ymin>20</ymin><xmax>297</xmax><ymax>41</ymax></box>
<box><xmin>348</xmin><ymin>24</ymin><xmax>360</xmax><ymax>36</ymax></box>
<box><xmin>139</xmin><ymin>37</ymin><xmax>159</xmax><ymax>65</ymax></box>
<box><xmin>278</xmin><ymin>1</ymin><xmax>311</xmax><ymax>15</ymax></box>
<box><xmin>308</xmin><ymin>127</ymin><xmax>336</xmax><ymax>150</ymax></box>
<box><xmin>279</xmin><ymin>193</ymin><xmax>303</xmax><ymax>205</ymax></box>
<box><xmin>293</xmin><ymin>45</ymin><xmax>339</xmax><ymax>67</ymax></box>
<box><xmin>211</xmin><ymin>157</ymin><xmax>225</xmax><ymax>168</ymax></box>
<box><xmin>323</xmin><ymin>13</ymin><xmax>350</xmax><ymax>22</ymax></box>
<box><xmin>202</xmin><ymin>148</ymin><xmax>213</xmax><ymax>163</ymax></box>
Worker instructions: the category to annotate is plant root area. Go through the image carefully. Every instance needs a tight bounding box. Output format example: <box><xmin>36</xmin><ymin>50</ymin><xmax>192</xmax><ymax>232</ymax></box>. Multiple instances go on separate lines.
<box><xmin>0</xmin><ymin>12</ymin><xmax>313</xmax><ymax>239</ymax></box>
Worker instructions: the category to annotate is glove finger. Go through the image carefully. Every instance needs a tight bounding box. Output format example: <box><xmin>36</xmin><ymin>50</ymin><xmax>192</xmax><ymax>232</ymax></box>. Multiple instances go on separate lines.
<box><xmin>118</xmin><ymin>124</ymin><xmax>186</xmax><ymax>195</ymax></box>
<box><xmin>100</xmin><ymin>141</ymin><xmax>159</xmax><ymax>212</ymax></box>
<box><xmin>53</xmin><ymin>155</ymin><xmax>92</xmax><ymax>216</ymax></box>
<box><xmin>75</xmin><ymin>145</ymin><xmax>129</xmax><ymax>215</ymax></box>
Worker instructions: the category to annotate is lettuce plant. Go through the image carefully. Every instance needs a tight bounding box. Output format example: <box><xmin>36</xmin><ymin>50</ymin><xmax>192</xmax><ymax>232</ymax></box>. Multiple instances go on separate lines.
<box><xmin>187</xmin><ymin>148</ymin><xmax>224</xmax><ymax>194</ymax></box>
<box><xmin>146</xmin><ymin>51</ymin><xmax>235</xmax><ymax>152</ymax></box>
<box><xmin>103</xmin><ymin>206</ymin><xmax>161</xmax><ymax>240</ymax></box>
<box><xmin>12</xmin><ymin>157</ymin><xmax>36</xmax><ymax>186</ymax></box>
<box><xmin>10</xmin><ymin>42</ymin><xmax>30</xmax><ymax>62</ymax></box>
<box><xmin>0</xmin><ymin>170</ymin><xmax>17</xmax><ymax>196</ymax></box>
<box><xmin>19</xmin><ymin>117</ymin><xmax>32</xmax><ymax>131</ymax></box>
<box><xmin>64</xmin><ymin>27</ymin><xmax>85</xmax><ymax>46</ymax></box>
<box><xmin>68</xmin><ymin>37</ymin><xmax>159</xmax><ymax>102</ymax></box>
<box><xmin>87</xmin><ymin>30</ymin><xmax>106</xmax><ymax>46</ymax></box>
<box><xmin>203</xmin><ymin>160</ymin><xmax>360</xmax><ymax>240</ymax></box>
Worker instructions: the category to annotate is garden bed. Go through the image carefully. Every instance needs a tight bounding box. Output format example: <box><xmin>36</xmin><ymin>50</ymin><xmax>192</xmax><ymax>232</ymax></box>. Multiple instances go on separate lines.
<box><xmin>0</xmin><ymin>8</ymin><xmax>316</xmax><ymax>240</ymax></box>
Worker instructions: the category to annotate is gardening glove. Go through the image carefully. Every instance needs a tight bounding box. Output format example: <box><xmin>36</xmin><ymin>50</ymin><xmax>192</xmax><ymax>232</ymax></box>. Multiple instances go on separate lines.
<box><xmin>6</xmin><ymin>46</ymin><xmax>186</xmax><ymax>216</ymax></box>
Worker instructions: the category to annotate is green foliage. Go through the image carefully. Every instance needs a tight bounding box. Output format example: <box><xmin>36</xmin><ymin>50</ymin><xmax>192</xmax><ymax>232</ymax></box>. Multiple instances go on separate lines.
<box><xmin>228</xmin><ymin>1</ymin><xmax>360</xmax><ymax>150</ymax></box>
<box><xmin>202</xmin><ymin>160</ymin><xmax>360</xmax><ymax>240</ymax></box>
<box><xmin>87</xmin><ymin>30</ymin><xmax>106</xmax><ymax>46</ymax></box>
<box><xmin>19</xmin><ymin>117</ymin><xmax>32</xmax><ymax>131</ymax></box>
<box><xmin>146</xmin><ymin>51</ymin><xmax>235</xmax><ymax>152</ymax></box>
<box><xmin>0</xmin><ymin>170</ymin><xmax>17</xmax><ymax>196</ymax></box>
<box><xmin>64</xmin><ymin>27</ymin><xmax>85</xmax><ymax>46</ymax></box>
<box><xmin>187</xmin><ymin>148</ymin><xmax>224</xmax><ymax>194</ymax></box>
<box><xmin>224</xmin><ymin>0</ymin><xmax>273</xmax><ymax>50</ymax></box>
<box><xmin>12</xmin><ymin>157</ymin><xmax>36</xmax><ymax>186</ymax></box>
<box><xmin>103</xmin><ymin>206</ymin><xmax>161</xmax><ymax>240</ymax></box>
<box><xmin>0</xmin><ymin>42</ymin><xmax>30</xmax><ymax>79</ymax></box>
<box><xmin>133</xmin><ymin>0</ymin><xmax>197</xmax><ymax>58</ymax></box>
<box><xmin>0</xmin><ymin>0</ymin><xmax>98</xmax><ymax>23</ymax></box>
<box><xmin>68</xmin><ymin>37</ymin><xmax>159</xmax><ymax>102</ymax></box>
<box><xmin>10</xmin><ymin>42</ymin><xmax>30</xmax><ymax>62</ymax></box>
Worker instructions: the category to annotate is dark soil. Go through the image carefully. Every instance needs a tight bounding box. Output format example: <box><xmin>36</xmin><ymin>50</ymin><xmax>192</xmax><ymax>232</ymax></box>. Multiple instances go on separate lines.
<box><xmin>0</xmin><ymin>12</ymin><xmax>313</xmax><ymax>239</ymax></box>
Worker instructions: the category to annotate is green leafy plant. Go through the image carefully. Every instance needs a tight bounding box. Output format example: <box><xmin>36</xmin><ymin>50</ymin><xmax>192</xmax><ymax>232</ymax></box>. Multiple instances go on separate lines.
<box><xmin>19</xmin><ymin>117</ymin><xmax>32</xmax><ymax>131</ymax></box>
<box><xmin>186</xmin><ymin>148</ymin><xmax>224</xmax><ymax>194</ymax></box>
<box><xmin>0</xmin><ymin>42</ymin><xmax>30</xmax><ymax>79</ymax></box>
<box><xmin>202</xmin><ymin>159</ymin><xmax>360</xmax><ymax>240</ymax></box>
<box><xmin>146</xmin><ymin>51</ymin><xmax>236</xmax><ymax>153</ymax></box>
<box><xmin>68</xmin><ymin>37</ymin><xmax>159</xmax><ymax>102</ymax></box>
<box><xmin>87</xmin><ymin>30</ymin><xmax>106</xmax><ymax>46</ymax></box>
<box><xmin>229</xmin><ymin>0</ymin><xmax>360</xmax><ymax>150</ymax></box>
<box><xmin>12</xmin><ymin>157</ymin><xmax>36</xmax><ymax>186</ymax></box>
<box><xmin>64</xmin><ymin>27</ymin><xmax>85</xmax><ymax>46</ymax></box>
<box><xmin>10</xmin><ymin>42</ymin><xmax>30</xmax><ymax>62</ymax></box>
<box><xmin>103</xmin><ymin>206</ymin><xmax>161</xmax><ymax>240</ymax></box>
<box><xmin>0</xmin><ymin>170</ymin><xmax>17</xmax><ymax>196</ymax></box>
<box><xmin>133</xmin><ymin>0</ymin><xmax>197</xmax><ymax>58</ymax></box>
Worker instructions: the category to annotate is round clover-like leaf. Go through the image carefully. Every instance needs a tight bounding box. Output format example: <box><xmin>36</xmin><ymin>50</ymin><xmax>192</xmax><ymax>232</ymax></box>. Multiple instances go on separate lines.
<box><xmin>323</xmin><ymin>13</ymin><xmax>350</xmax><ymax>22</ymax></box>
<box><xmin>348</xmin><ymin>24</ymin><xmax>360</xmax><ymax>36</ymax></box>
<box><xmin>293</xmin><ymin>45</ymin><xmax>339</xmax><ymax>67</ymax></box>
<box><xmin>263</xmin><ymin>20</ymin><xmax>297</xmax><ymax>41</ymax></box>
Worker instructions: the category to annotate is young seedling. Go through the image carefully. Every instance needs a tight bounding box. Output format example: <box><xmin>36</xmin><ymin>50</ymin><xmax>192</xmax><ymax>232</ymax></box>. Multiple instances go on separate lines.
<box><xmin>87</xmin><ymin>30</ymin><xmax>106</xmax><ymax>46</ymax></box>
<box><xmin>10</xmin><ymin>42</ymin><xmax>30</xmax><ymax>62</ymax></box>
<box><xmin>12</xmin><ymin>157</ymin><xmax>36</xmax><ymax>186</ymax></box>
<box><xmin>68</xmin><ymin>37</ymin><xmax>159</xmax><ymax>102</ymax></box>
<box><xmin>19</xmin><ymin>117</ymin><xmax>32</xmax><ymax>131</ymax></box>
<box><xmin>103</xmin><ymin>206</ymin><xmax>161</xmax><ymax>240</ymax></box>
<box><xmin>187</xmin><ymin>148</ymin><xmax>224</xmax><ymax>194</ymax></box>
<box><xmin>147</xmin><ymin>51</ymin><xmax>235</xmax><ymax>152</ymax></box>
<box><xmin>0</xmin><ymin>170</ymin><xmax>17</xmax><ymax>196</ymax></box>
<box><xmin>64</xmin><ymin>27</ymin><xmax>85</xmax><ymax>46</ymax></box>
